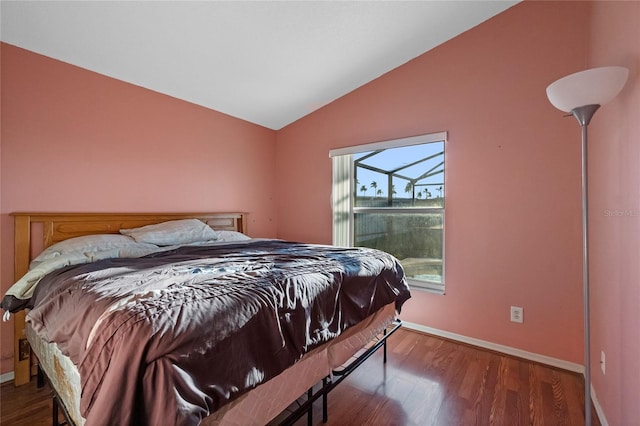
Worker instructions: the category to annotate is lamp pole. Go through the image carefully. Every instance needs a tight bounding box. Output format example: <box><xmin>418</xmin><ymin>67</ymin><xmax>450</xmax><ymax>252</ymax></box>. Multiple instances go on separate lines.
<box><xmin>570</xmin><ymin>103</ymin><xmax>600</xmax><ymax>426</ymax></box>
<box><xmin>547</xmin><ymin>66</ymin><xmax>628</xmax><ymax>426</ymax></box>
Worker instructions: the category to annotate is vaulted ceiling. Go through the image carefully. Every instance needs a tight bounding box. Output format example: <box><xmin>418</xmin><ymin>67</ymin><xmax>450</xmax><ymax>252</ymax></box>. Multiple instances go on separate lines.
<box><xmin>1</xmin><ymin>1</ymin><xmax>518</xmax><ymax>130</ymax></box>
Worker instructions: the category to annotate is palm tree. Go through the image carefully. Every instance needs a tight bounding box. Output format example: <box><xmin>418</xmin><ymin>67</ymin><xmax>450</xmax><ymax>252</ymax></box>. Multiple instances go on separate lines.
<box><xmin>405</xmin><ymin>181</ymin><xmax>415</xmax><ymax>206</ymax></box>
<box><xmin>391</xmin><ymin>185</ymin><xmax>397</xmax><ymax>196</ymax></box>
<box><xmin>360</xmin><ymin>185</ymin><xmax>367</xmax><ymax>197</ymax></box>
<box><xmin>370</xmin><ymin>181</ymin><xmax>378</xmax><ymax>198</ymax></box>
<box><xmin>404</xmin><ymin>181</ymin><xmax>413</xmax><ymax>195</ymax></box>
<box><xmin>437</xmin><ymin>186</ymin><xmax>443</xmax><ymax>198</ymax></box>
<box><xmin>376</xmin><ymin>189</ymin><xmax>383</xmax><ymax>197</ymax></box>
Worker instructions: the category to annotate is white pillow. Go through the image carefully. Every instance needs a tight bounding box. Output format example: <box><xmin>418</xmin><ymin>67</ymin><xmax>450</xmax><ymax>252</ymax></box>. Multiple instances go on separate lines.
<box><xmin>10</xmin><ymin>251</ymin><xmax>111</xmax><ymax>306</ymax></box>
<box><xmin>216</xmin><ymin>230</ymin><xmax>251</xmax><ymax>242</ymax></box>
<box><xmin>30</xmin><ymin>234</ymin><xmax>149</xmax><ymax>268</ymax></box>
<box><xmin>120</xmin><ymin>219</ymin><xmax>218</xmax><ymax>246</ymax></box>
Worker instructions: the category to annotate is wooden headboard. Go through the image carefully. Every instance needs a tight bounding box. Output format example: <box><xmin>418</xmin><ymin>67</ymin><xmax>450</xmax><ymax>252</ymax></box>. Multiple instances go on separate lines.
<box><xmin>10</xmin><ymin>212</ymin><xmax>247</xmax><ymax>386</ymax></box>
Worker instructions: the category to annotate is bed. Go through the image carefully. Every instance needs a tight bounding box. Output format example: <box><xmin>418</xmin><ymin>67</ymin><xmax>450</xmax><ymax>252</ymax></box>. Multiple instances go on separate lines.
<box><xmin>2</xmin><ymin>212</ymin><xmax>411</xmax><ymax>425</ymax></box>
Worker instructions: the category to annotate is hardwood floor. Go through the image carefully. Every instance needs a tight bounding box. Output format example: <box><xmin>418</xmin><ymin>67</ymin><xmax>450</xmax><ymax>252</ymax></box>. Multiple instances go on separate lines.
<box><xmin>299</xmin><ymin>329</ymin><xmax>599</xmax><ymax>425</ymax></box>
<box><xmin>0</xmin><ymin>328</ymin><xmax>599</xmax><ymax>425</ymax></box>
<box><xmin>0</xmin><ymin>377</ymin><xmax>65</xmax><ymax>426</ymax></box>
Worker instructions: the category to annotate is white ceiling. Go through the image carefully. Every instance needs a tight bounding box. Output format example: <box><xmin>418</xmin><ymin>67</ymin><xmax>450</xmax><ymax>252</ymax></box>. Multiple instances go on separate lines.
<box><xmin>1</xmin><ymin>1</ymin><xmax>518</xmax><ymax>130</ymax></box>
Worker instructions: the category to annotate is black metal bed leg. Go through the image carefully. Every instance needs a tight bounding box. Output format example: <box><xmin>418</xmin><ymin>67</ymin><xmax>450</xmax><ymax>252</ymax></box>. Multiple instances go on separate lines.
<box><xmin>322</xmin><ymin>377</ymin><xmax>328</xmax><ymax>422</ymax></box>
<box><xmin>383</xmin><ymin>327</ymin><xmax>388</xmax><ymax>363</ymax></box>
<box><xmin>52</xmin><ymin>394</ymin><xmax>59</xmax><ymax>426</ymax></box>
<box><xmin>37</xmin><ymin>364</ymin><xmax>45</xmax><ymax>388</ymax></box>
<box><xmin>307</xmin><ymin>387</ymin><xmax>313</xmax><ymax>426</ymax></box>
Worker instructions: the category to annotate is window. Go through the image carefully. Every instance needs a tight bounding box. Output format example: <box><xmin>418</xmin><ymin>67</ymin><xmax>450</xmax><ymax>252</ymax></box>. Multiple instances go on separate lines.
<box><xmin>330</xmin><ymin>132</ymin><xmax>446</xmax><ymax>293</ymax></box>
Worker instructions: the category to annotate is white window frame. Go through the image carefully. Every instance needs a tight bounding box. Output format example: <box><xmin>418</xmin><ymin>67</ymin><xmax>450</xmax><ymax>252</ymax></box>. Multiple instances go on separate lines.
<box><xmin>330</xmin><ymin>131</ymin><xmax>446</xmax><ymax>293</ymax></box>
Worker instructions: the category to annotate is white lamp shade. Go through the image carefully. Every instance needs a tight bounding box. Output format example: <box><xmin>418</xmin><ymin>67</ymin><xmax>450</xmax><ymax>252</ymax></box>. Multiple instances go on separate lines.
<box><xmin>546</xmin><ymin>66</ymin><xmax>629</xmax><ymax>112</ymax></box>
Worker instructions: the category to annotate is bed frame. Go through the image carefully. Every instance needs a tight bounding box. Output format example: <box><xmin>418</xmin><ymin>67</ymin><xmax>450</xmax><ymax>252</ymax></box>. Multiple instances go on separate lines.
<box><xmin>278</xmin><ymin>318</ymin><xmax>401</xmax><ymax>426</ymax></box>
<box><xmin>10</xmin><ymin>212</ymin><xmax>401</xmax><ymax>426</ymax></box>
<box><xmin>11</xmin><ymin>212</ymin><xmax>247</xmax><ymax>386</ymax></box>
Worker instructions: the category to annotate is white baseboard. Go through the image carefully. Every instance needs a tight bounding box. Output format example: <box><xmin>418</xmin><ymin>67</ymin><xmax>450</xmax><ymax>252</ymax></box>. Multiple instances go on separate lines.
<box><xmin>0</xmin><ymin>371</ymin><xmax>15</xmax><ymax>384</ymax></box>
<box><xmin>402</xmin><ymin>321</ymin><xmax>584</xmax><ymax>373</ymax></box>
<box><xmin>591</xmin><ymin>384</ymin><xmax>609</xmax><ymax>426</ymax></box>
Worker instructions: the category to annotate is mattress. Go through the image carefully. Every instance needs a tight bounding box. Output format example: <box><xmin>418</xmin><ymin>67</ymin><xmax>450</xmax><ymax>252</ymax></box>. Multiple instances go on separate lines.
<box><xmin>28</xmin><ymin>303</ymin><xmax>397</xmax><ymax>426</ymax></box>
<box><xmin>24</xmin><ymin>240</ymin><xmax>409</xmax><ymax>424</ymax></box>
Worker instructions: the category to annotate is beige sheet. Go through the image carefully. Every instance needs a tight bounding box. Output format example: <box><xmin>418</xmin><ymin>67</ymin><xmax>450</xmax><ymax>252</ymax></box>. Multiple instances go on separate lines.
<box><xmin>28</xmin><ymin>303</ymin><xmax>396</xmax><ymax>426</ymax></box>
<box><xmin>27</xmin><ymin>323</ymin><xmax>85</xmax><ymax>425</ymax></box>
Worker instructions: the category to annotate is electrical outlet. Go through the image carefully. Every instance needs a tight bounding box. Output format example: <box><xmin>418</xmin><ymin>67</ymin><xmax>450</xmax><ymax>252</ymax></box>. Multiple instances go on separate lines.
<box><xmin>601</xmin><ymin>351</ymin><xmax>606</xmax><ymax>375</ymax></box>
<box><xmin>510</xmin><ymin>306</ymin><xmax>523</xmax><ymax>323</ymax></box>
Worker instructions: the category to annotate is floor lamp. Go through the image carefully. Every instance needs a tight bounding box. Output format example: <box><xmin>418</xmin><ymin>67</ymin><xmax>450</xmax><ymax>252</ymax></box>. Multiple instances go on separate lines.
<box><xmin>546</xmin><ymin>66</ymin><xmax>629</xmax><ymax>426</ymax></box>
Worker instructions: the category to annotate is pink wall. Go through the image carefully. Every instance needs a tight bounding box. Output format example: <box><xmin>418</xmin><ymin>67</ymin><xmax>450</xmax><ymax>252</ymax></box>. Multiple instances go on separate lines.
<box><xmin>588</xmin><ymin>2</ymin><xmax>640</xmax><ymax>424</ymax></box>
<box><xmin>0</xmin><ymin>43</ymin><xmax>278</xmax><ymax>374</ymax></box>
<box><xmin>2</xmin><ymin>5</ymin><xmax>636</xmax><ymax>422</ymax></box>
<box><xmin>276</xmin><ymin>1</ymin><xmax>591</xmax><ymax>363</ymax></box>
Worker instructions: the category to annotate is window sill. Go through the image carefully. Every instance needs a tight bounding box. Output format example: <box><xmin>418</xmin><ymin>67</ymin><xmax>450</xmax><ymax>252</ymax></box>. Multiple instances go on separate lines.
<box><xmin>408</xmin><ymin>283</ymin><xmax>445</xmax><ymax>295</ymax></box>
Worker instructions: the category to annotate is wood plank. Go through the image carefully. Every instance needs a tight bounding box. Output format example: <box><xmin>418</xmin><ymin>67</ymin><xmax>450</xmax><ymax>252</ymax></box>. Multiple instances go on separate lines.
<box><xmin>13</xmin><ymin>215</ymin><xmax>31</xmax><ymax>386</ymax></box>
<box><xmin>3</xmin><ymin>328</ymin><xmax>600</xmax><ymax>426</ymax></box>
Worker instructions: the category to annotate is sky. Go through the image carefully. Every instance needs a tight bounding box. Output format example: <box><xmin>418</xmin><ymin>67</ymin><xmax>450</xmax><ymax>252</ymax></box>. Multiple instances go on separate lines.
<box><xmin>354</xmin><ymin>141</ymin><xmax>444</xmax><ymax>199</ymax></box>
